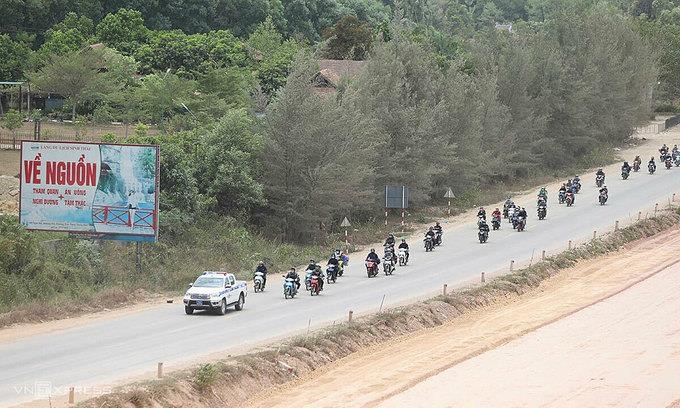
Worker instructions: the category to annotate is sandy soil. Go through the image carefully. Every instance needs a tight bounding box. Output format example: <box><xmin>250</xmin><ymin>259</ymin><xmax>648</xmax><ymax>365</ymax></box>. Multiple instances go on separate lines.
<box><xmin>246</xmin><ymin>225</ymin><xmax>680</xmax><ymax>408</ymax></box>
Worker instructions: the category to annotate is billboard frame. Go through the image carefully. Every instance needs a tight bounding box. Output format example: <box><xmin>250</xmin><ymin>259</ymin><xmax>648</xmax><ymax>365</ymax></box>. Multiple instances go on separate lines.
<box><xmin>18</xmin><ymin>139</ymin><xmax>160</xmax><ymax>241</ymax></box>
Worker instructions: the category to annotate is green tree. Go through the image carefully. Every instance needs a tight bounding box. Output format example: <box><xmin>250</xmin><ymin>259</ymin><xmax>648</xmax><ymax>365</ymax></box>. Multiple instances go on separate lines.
<box><xmin>0</xmin><ymin>35</ymin><xmax>32</xmax><ymax>81</ymax></box>
<box><xmin>28</xmin><ymin>50</ymin><xmax>105</xmax><ymax>120</ymax></box>
<box><xmin>96</xmin><ymin>8</ymin><xmax>150</xmax><ymax>55</ymax></box>
<box><xmin>196</xmin><ymin>109</ymin><xmax>265</xmax><ymax>215</ymax></box>
<box><xmin>1</xmin><ymin>109</ymin><xmax>23</xmax><ymax>136</ymax></box>
<box><xmin>261</xmin><ymin>58</ymin><xmax>377</xmax><ymax>241</ymax></box>
<box><xmin>247</xmin><ymin>19</ymin><xmax>302</xmax><ymax>94</ymax></box>
<box><xmin>133</xmin><ymin>73</ymin><xmax>199</xmax><ymax>123</ymax></box>
<box><xmin>323</xmin><ymin>15</ymin><xmax>373</xmax><ymax>60</ymax></box>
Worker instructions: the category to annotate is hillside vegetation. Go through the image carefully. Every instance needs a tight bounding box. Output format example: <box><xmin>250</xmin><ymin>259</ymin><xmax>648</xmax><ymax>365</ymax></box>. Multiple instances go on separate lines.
<box><xmin>0</xmin><ymin>0</ymin><xmax>676</xmax><ymax>313</ymax></box>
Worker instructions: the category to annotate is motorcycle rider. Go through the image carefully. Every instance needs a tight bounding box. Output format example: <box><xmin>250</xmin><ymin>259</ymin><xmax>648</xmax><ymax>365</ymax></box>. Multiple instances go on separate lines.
<box><xmin>517</xmin><ymin>207</ymin><xmax>528</xmax><ymax>220</ymax></box>
<box><xmin>425</xmin><ymin>227</ymin><xmax>436</xmax><ymax>244</ymax></box>
<box><xmin>366</xmin><ymin>249</ymin><xmax>381</xmax><ymax>264</ymax></box>
<box><xmin>384</xmin><ymin>233</ymin><xmax>396</xmax><ymax>249</ymax></box>
<box><xmin>311</xmin><ymin>265</ymin><xmax>324</xmax><ymax>292</ymax></box>
<box><xmin>433</xmin><ymin>221</ymin><xmax>443</xmax><ymax>245</ymax></box>
<box><xmin>492</xmin><ymin>207</ymin><xmax>502</xmax><ymax>220</ymax></box>
<box><xmin>254</xmin><ymin>261</ymin><xmax>268</xmax><ymax>290</ymax></box>
<box><xmin>649</xmin><ymin>157</ymin><xmax>656</xmax><ymax>171</ymax></box>
<box><xmin>398</xmin><ymin>238</ymin><xmax>410</xmax><ymax>262</ymax></box>
<box><xmin>503</xmin><ymin>197</ymin><xmax>513</xmax><ymax>217</ymax></box>
<box><xmin>327</xmin><ymin>255</ymin><xmax>339</xmax><ymax>281</ymax></box>
<box><xmin>596</xmin><ymin>168</ymin><xmax>605</xmax><ymax>179</ymax></box>
<box><xmin>622</xmin><ymin>161</ymin><xmax>631</xmax><ymax>173</ymax></box>
<box><xmin>537</xmin><ymin>195</ymin><xmax>547</xmax><ymax>207</ymax></box>
<box><xmin>634</xmin><ymin>155</ymin><xmax>642</xmax><ymax>167</ymax></box>
<box><xmin>599</xmin><ymin>185</ymin><xmax>609</xmax><ymax>200</ymax></box>
<box><xmin>573</xmin><ymin>175</ymin><xmax>581</xmax><ymax>186</ymax></box>
<box><xmin>285</xmin><ymin>267</ymin><xmax>301</xmax><ymax>290</ymax></box>
<box><xmin>538</xmin><ymin>187</ymin><xmax>548</xmax><ymax>199</ymax></box>
<box><xmin>660</xmin><ymin>144</ymin><xmax>669</xmax><ymax>158</ymax></box>
<box><xmin>479</xmin><ymin>218</ymin><xmax>490</xmax><ymax>233</ymax></box>
<box><xmin>478</xmin><ymin>218</ymin><xmax>490</xmax><ymax>240</ymax></box>
<box><xmin>477</xmin><ymin>207</ymin><xmax>486</xmax><ymax>220</ymax></box>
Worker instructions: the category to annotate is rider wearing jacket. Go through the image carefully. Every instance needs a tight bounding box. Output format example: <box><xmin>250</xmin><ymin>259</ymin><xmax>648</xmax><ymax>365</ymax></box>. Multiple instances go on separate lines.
<box><xmin>366</xmin><ymin>249</ymin><xmax>381</xmax><ymax>264</ymax></box>
<box><xmin>600</xmin><ymin>186</ymin><xmax>609</xmax><ymax>197</ymax></box>
<box><xmin>622</xmin><ymin>161</ymin><xmax>631</xmax><ymax>173</ymax></box>
<box><xmin>492</xmin><ymin>208</ymin><xmax>501</xmax><ymax>220</ymax></box>
<box><xmin>517</xmin><ymin>207</ymin><xmax>528</xmax><ymax>219</ymax></box>
<box><xmin>478</xmin><ymin>219</ymin><xmax>490</xmax><ymax>233</ymax></box>
<box><xmin>384</xmin><ymin>234</ymin><xmax>396</xmax><ymax>248</ymax></box>
<box><xmin>285</xmin><ymin>268</ymin><xmax>301</xmax><ymax>290</ymax></box>
<box><xmin>649</xmin><ymin>157</ymin><xmax>656</xmax><ymax>169</ymax></box>
<box><xmin>425</xmin><ymin>227</ymin><xmax>436</xmax><ymax>242</ymax></box>
<box><xmin>398</xmin><ymin>239</ymin><xmax>410</xmax><ymax>262</ymax></box>
<box><xmin>477</xmin><ymin>207</ymin><xmax>486</xmax><ymax>220</ymax></box>
<box><xmin>254</xmin><ymin>261</ymin><xmax>268</xmax><ymax>290</ymax></box>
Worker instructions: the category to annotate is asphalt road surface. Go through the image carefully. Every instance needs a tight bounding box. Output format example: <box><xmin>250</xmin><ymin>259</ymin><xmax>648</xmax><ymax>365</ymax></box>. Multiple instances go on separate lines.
<box><xmin>2</xmin><ymin>133</ymin><xmax>680</xmax><ymax>406</ymax></box>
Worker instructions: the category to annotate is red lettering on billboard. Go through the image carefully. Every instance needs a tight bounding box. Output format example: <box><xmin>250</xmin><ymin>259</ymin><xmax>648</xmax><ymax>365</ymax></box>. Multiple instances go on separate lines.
<box><xmin>45</xmin><ymin>155</ymin><xmax>97</xmax><ymax>186</ymax></box>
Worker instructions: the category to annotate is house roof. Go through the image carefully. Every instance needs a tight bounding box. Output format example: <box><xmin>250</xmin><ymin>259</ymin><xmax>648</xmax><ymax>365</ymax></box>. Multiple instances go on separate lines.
<box><xmin>312</xmin><ymin>60</ymin><xmax>366</xmax><ymax>94</ymax></box>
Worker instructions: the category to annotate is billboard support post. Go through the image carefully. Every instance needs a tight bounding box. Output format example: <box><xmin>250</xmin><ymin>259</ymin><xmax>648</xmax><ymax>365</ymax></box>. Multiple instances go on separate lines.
<box><xmin>135</xmin><ymin>242</ymin><xmax>142</xmax><ymax>274</ymax></box>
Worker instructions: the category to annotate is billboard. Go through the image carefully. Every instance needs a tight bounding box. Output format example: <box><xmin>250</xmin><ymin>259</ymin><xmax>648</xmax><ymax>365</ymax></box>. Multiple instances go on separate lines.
<box><xmin>19</xmin><ymin>141</ymin><xmax>159</xmax><ymax>242</ymax></box>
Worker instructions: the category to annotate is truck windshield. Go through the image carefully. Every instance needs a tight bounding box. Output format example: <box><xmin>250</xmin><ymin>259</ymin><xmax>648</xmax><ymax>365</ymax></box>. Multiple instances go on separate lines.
<box><xmin>193</xmin><ymin>277</ymin><xmax>224</xmax><ymax>288</ymax></box>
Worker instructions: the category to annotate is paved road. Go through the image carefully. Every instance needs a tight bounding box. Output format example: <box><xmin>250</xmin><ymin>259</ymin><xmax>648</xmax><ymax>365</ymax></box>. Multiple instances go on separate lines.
<box><xmin>2</xmin><ymin>133</ymin><xmax>680</xmax><ymax>406</ymax></box>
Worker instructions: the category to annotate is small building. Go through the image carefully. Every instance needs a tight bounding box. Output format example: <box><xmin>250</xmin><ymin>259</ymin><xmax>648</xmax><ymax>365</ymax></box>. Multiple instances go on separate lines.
<box><xmin>312</xmin><ymin>59</ymin><xmax>367</xmax><ymax>96</ymax></box>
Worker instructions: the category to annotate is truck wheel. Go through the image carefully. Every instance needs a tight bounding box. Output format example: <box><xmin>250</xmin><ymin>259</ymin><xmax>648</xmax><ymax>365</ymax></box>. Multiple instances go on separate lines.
<box><xmin>184</xmin><ymin>306</ymin><xmax>194</xmax><ymax>315</ymax></box>
<box><xmin>218</xmin><ymin>299</ymin><xmax>227</xmax><ymax>315</ymax></box>
<box><xmin>234</xmin><ymin>293</ymin><xmax>245</xmax><ymax>311</ymax></box>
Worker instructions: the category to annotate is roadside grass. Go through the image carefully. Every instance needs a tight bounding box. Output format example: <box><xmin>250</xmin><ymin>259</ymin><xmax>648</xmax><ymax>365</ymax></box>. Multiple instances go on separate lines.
<box><xmin>79</xmin><ymin>211</ymin><xmax>680</xmax><ymax>408</ymax></box>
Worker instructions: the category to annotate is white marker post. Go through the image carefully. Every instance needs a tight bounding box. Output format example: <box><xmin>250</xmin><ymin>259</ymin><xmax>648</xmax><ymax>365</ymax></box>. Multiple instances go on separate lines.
<box><xmin>444</xmin><ymin>188</ymin><xmax>455</xmax><ymax>216</ymax></box>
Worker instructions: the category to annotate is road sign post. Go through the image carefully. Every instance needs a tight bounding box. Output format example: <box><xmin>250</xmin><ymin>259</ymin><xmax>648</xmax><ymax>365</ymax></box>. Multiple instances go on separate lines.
<box><xmin>444</xmin><ymin>188</ymin><xmax>455</xmax><ymax>215</ymax></box>
<box><xmin>341</xmin><ymin>217</ymin><xmax>351</xmax><ymax>249</ymax></box>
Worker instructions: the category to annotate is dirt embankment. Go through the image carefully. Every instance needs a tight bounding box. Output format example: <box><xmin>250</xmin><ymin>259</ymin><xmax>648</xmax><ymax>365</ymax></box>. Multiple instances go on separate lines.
<box><xmin>73</xmin><ymin>213</ymin><xmax>680</xmax><ymax>408</ymax></box>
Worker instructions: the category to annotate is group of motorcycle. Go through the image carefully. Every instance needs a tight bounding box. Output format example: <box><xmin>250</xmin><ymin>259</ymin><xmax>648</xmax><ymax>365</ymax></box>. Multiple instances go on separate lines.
<box><xmin>657</xmin><ymin>144</ymin><xmax>680</xmax><ymax>171</ymax></box>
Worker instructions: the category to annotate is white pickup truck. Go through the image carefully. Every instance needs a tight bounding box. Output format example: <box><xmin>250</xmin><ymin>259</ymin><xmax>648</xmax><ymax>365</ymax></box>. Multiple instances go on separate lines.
<box><xmin>183</xmin><ymin>271</ymin><xmax>248</xmax><ymax>315</ymax></box>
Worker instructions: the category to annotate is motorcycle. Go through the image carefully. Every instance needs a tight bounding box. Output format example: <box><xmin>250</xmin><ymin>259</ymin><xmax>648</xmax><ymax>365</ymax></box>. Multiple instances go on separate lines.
<box><xmin>558</xmin><ymin>190</ymin><xmax>566</xmax><ymax>204</ymax></box>
<box><xmin>511</xmin><ymin>213</ymin><xmax>519</xmax><ymax>229</ymax></box>
<box><xmin>326</xmin><ymin>264</ymin><xmax>338</xmax><ymax>284</ymax></box>
<box><xmin>649</xmin><ymin>163</ymin><xmax>656</xmax><ymax>174</ymax></box>
<box><xmin>507</xmin><ymin>206</ymin><xmax>516</xmax><ymax>222</ymax></box>
<box><xmin>383</xmin><ymin>255</ymin><xmax>394</xmax><ymax>276</ymax></box>
<box><xmin>434</xmin><ymin>230</ymin><xmax>443</xmax><ymax>246</ymax></box>
<box><xmin>365</xmin><ymin>260</ymin><xmax>379</xmax><ymax>278</ymax></box>
<box><xmin>424</xmin><ymin>236</ymin><xmax>434</xmax><ymax>252</ymax></box>
<box><xmin>253</xmin><ymin>271</ymin><xmax>265</xmax><ymax>293</ymax></box>
<box><xmin>599</xmin><ymin>192</ymin><xmax>608</xmax><ymax>205</ymax></box>
<box><xmin>633</xmin><ymin>161</ymin><xmax>640</xmax><ymax>172</ymax></box>
<box><xmin>491</xmin><ymin>216</ymin><xmax>501</xmax><ymax>230</ymax></box>
<box><xmin>304</xmin><ymin>270</ymin><xmax>314</xmax><ymax>291</ymax></box>
<box><xmin>596</xmin><ymin>174</ymin><xmax>605</xmax><ymax>188</ymax></box>
<box><xmin>478</xmin><ymin>229</ymin><xmax>488</xmax><ymax>243</ymax></box>
<box><xmin>283</xmin><ymin>277</ymin><xmax>297</xmax><ymax>299</ymax></box>
<box><xmin>309</xmin><ymin>275</ymin><xmax>321</xmax><ymax>295</ymax></box>
<box><xmin>622</xmin><ymin>169</ymin><xmax>629</xmax><ymax>180</ymax></box>
<box><xmin>397</xmin><ymin>248</ymin><xmax>408</xmax><ymax>266</ymax></box>
<box><xmin>537</xmin><ymin>205</ymin><xmax>547</xmax><ymax>220</ymax></box>
<box><xmin>572</xmin><ymin>180</ymin><xmax>581</xmax><ymax>193</ymax></box>
<box><xmin>675</xmin><ymin>155</ymin><xmax>680</xmax><ymax>167</ymax></box>
<box><xmin>339</xmin><ymin>254</ymin><xmax>349</xmax><ymax>276</ymax></box>
<box><xmin>566</xmin><ymin>192</ymin><xmax>574</xmax><ymax>207</ymax></box>
<box><xmin>516</xmin><ymin>216</ymin><xmax>526</xmax><ymax>232</ymax></box>
<box><xmin>666</xmin><ymin>157</ymin><xmax>673</xmax><ymax>169</ymax></box>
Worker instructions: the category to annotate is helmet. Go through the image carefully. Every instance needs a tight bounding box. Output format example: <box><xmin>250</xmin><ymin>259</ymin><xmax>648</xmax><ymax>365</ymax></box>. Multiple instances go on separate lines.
<box><xmin>401</xmin><ymin>238</ymin><xmax>406</xmax><ymax>242</ymax></box>
<box><xmin>370</xmin><ymin>248</ymin><xmax>375</xmax><ymax>252</ymax></box>
<box><xmin>429</xmin><ymin>226</ymin><xmax>433</xmax><ymax>231</ymax></box>
<box><xmin>258</xmin><ymin>261</ymin><xmax>264</xmax><ymax>265</ymax></box>
<box><xmin>388</xmin><ymin>233</ymin><xmax>394</xmax><ymax>238</ymax></box>
<box><xmin>309</xmin><ymin>259</ymin><xmax>315</xmax><ymax>263</ymax></box>
<box><xmin>435</xmin><ymin>221</ymin><xmax>440</xmax><ymax>226</ymax></box>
